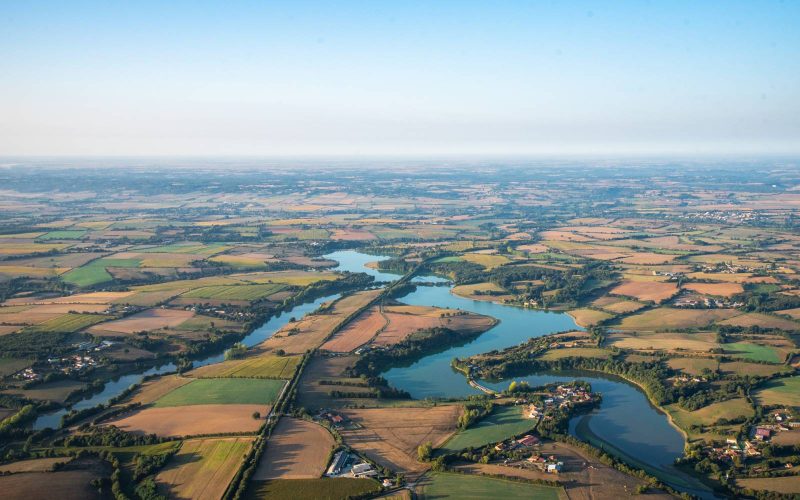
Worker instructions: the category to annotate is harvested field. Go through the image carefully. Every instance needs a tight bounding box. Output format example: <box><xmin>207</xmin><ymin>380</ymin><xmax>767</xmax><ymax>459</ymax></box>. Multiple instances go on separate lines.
<box><xmin>591</xmin><ymin>296</ymin><xmax>646</xmax><ymax>314</ymax></box>
<box><xmin>88</xmin><ymin>308</ymin><xmax>194</xmax><ymax>335</ymax></box>
<box><xmin>614</xmin><ymin>308</ymin><xmax>739</xmax><ymax>330</ymax></box>
<box><xmin>566</xmin><ymin>308</ymin><xmax>613</xmax><ymax>327</ymax></box>
<box><xmin>460</xmin><ymin>253</ymin><xmax>511</xmax><ymax>269</ymax></box>
<box><xmin>772</xmin><ymin>430</ymin><xmax>800</xmax><ymax>446</ymax></box>
<box><xmin>25</xmin><ymin>313</ymin><xmax>109</xmax><ymax>333</ymax></box>
<box><xmin>321</xmin><ymin>306</ymin><xmax>386</xmax><ymax>352</ymax></box>
<box><xmin>737</xmin><ymin>476</ymin><xmax>800</xmax><ymax>494</ymax></box>
<box><xmin>108</xmin><ymin>404</ymin><xmax>266</xmax><ymax>436</ymax></box>
<box><xmin>0</xmin><ymin>469</ymin><xmax>101</xmax><ymax>500</ymax></box>
<box><xmin>253</xmin><ymin>418</ymin><xmax>335</xmax><ymax>479</ymax></box>
<box><xmin>609</xmin><ymin>280</ymin><xmax>678</xmax><ymax>303</ymax></box>
<box><xmin>717</xmin><ymin>312</ymin><xmax>800</xmax><ymax>331</ymax></box>
<box><xmin>608</xmin><ymin>331</ymin><xmax>719</xmax><ymax>353</ymax></box>
<box><xmin>241</xmin><ymin>271</ymin><xmax>339</xmax><ymax>287</ymax></box>
<box><xmin>260</xmin><ymin>290</ymin><xmax>381</xmax><ymax>355</ymax></box>
<box><xmin>4</xmin><ymin>379</ymin><xmax>86</xmax><ymax>403</ymax></box>
<box><xmin>190</xmin><ymin>355</ymin><xmax>301</xmax><ymax>379</ymax></box>
<box><xmin>451</xmin><ymin>282</ymin><xmax>514</xmax><ymax>303</ymax></box>
<box><xmin>682</xmin><ymin>282</ymin><xmax>744</xmax><ymax>297</ymax></box>
<box><xmin>153</xmin><ymin>378</ymin><xmax>285</xmax><ymax>406</ymax></box>
<box><xmin>339</xmin><ymin>405</ymin><xmax>461</xmax><ymax>478</ymax></box>
<box><xmin>539</xmin><ymin>347</ymin><xmax>610</xmax><ymax>360</ymax></box>
<box><xmin>182</xmin><ymin>284</ymin><xmax>286</xmax><ymax>301</ymax></box>
<box><xmin>687</xmin><ymin>272</ymin><xmax>779</xmax><ymax>284</ymax></box>
<box><xmin>296</xmin><ymin>355</ymin><xmax>374</xmax><ymax>409</ymax></box>
<box><xmin>156</xmin><ymin>437</ymin><xmax>253</xmax><ymax>500</ymax></box>
<box><xmin>128</xmin><ymin>375</ymin><xmax>192</xmax><ymax>404</ymax></box>
<box><xmin>331</xmin><ymin>228</ymin><xmax>377</xmax><ymax>240</ymax></box>
<box><xmin>719</xmin><ymin>361</ymin><xmax>789</xmax><ymax>377</ymax></box>
<box><xmin>667</xmin><ymin>357</ymin><xmax>719</xmax><ymax>376</ymax></box>
<box><xmin>0</xmin><ymin>457</ymin><xmax>71</xmax><ymax>473</ymax></box>
<box><xmin>373</xmin><ymin>305</ymin><xmax>495</xmax><ymax>347</ymax></box>
<box><xmin>619</xmin><ymin>252</ymin><xmax>678</xmax><ymax>265</ymax></box>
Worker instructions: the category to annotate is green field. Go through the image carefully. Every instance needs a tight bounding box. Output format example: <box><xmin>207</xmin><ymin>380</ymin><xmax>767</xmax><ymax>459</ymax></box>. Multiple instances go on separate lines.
<box><xmin>181</xmin><ymin>283</ymin><xmax>286</xmax><ymax>301</ymax></box>
<box><xmin>0</xmin><ymin>358</ymin><xmax>32</xmax><ymax>377</ymax></box>
<box><xmin>753</xmin><ymin>377</ymin><xmax>800</xmax><ymax>407</ymax></box>
<box><xmin>724</xmin><ymin>342</ymin><xmax>781</xmax><ymax>363</ymax></box>
<box><xmin>153</xmin><ymin>378</ymin><xmax>285</xmax><ymax>407</ymax></box>
<box><xmin>246</xmin><ymin>478</ymin><xmax>380</xmax><ymax>500</ymax></box>
<box><xmin>62</xmin><ymin>258</ymin><xmax>141</xmax><ymax>287</ymax></box>
<box><xmin>27</xmin><ymin>313</ymin><xmax>110</xmax><ymax>333</ymax></box>
<box><xmin>36</xmin><ymin>230</ymin><xmax>87</xmax><ymax>241</ymax></box>
<box><xmin>439</xmin><ymin>405</ymin><xmax>536</xmax><ymax>453</ymax></box>
<box><xmin>417</xmin><ymin>472</ymin><xmax>563</xmax><ymax>500</ymax></box>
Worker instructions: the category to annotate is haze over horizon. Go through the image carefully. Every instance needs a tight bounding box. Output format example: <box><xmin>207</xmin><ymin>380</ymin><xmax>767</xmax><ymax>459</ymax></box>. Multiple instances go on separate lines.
<box><xmin>2</xmin><ymin>1</ymin><xmax>798</xmax><ymax>157</ymax></box>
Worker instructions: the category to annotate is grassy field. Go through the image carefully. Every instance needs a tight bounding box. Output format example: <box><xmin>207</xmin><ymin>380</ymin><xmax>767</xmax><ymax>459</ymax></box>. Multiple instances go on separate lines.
<box><xmin>156</xmin><ymin>437</ymin><xmax>252</xmax><ymax>500</ymax></box>
<box><xmin>667</xmin><ymin>398</ymin><xmax>753</xmax><ymax>429</ymax></box>
<box><xmin>753</xmin><ymin>377</ymin><xmax>800</xmax><ymax>407</ymax></box>
<box><xmin>723</xmin><ymin>342</ymin><xmax>782</xmax><ymax>363</ymax></box>
<box><xmin>0</xmin><ymin>357</ymin><xmax>32</xmax><ymax>377</ymax></box>
<box><xmin>153</xmin><ymin>378</ymin><xmax>285</xmax><ymax>406</ymax></box>
<box><xmin>539</xmin><ymin>347</ymin><xmax>610</xmax><ymax>360</ymax></box>
<box><xmin>243</xmin><ymin>271</ymin><xmax>340</xmax><ymax>287</ymax></box>
<box><xmin>192</xmin><ymin>355</ymin><xmax>301</xmax><ymax>379</ymax></box>
<box><xmin>439</xmin><ymin>405</ymin><xmax>535</xmax><ymax>453</ymax></box>
<box><xmin>246</xmin><ymin>478</ymin><xmax>381</xmax><ymax>500</ymax></box>
<box><xmin>182</xmin><ymin>283</ymin><xmax>286</xmax><ymax>301</ymax></box>
<box><xmin>461</xmin><ymin>253</ymin><xmax>511</xmax><ymax>270</ymax></box>
<box><xmin>667</xmin><ymin>357</ymin><xmax>719</xmax><ymax>376</ymax></box>
<box><xmin>36</xmin><ymin>230</ymin><xmax>87</xmax><ymax>240</ymax></box>
<box><xmin>26</xmin><ymin>313</ymin><xmax>110</xmax><ymax>333</ymax></box>
<box><xmin>737</xmin><ymin>476</ymin><xmax>800</xmax><ymax>495</ymax></box>
<box><xmin>614</xmin><ymin>307</ymin><xmax>738</xmax><ymax>330</ymax></box>
<box><xmin>62</xmin><ymin>258</ymin><xmax>141</xmax><ymax>287</ymax></box>
<box><xmin>417</xmin><ymin>472</ymin><xmax>564</xmax><ymax>500</ymax></box>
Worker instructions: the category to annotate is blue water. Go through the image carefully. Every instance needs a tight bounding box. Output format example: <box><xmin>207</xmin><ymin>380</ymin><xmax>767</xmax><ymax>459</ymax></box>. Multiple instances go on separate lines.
<box><xmin>324</xmin><ymin>250</ymin><xmax>400</xmax><ymax>282</ymax></box>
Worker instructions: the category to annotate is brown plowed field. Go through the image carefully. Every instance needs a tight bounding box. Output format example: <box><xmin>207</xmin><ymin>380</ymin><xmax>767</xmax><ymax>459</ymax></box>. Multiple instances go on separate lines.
<box><xmin>372</xmin><ymin>305</ymin><xmax>494</xmax><ymax>346</ymax></box>
<box><xmin>107</xmin><ymin>403</ymin><xmax>266</xmax><ymax>437</ymax></box>
<box><xmin>609</xmin><ymin>280</ymin><xmax>678</xmax><ymax>303</ymax></box>
<box><xmin>88</xmin><ymin>308</ymin><xmax>194</xmax><ymax>335</ymax></box>
<box><xmin>321</xmin><ymin>306</ymin><xmax>387</xmax><ymax>352</ymax></box>
<box><xmin>253</xmin><ymin>418</ymin><xmax>335</xmax><ymax>479</ymax></box>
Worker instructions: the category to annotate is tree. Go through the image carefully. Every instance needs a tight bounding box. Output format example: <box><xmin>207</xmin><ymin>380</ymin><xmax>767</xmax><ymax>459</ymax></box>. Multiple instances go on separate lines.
<box><xmin>417</xmin><ymin>441</ymin><xmax>433</xmax><ymax>461</ymax></box>
<box><xmin>252</xmin><ymin>411</ymin><xmax>261</xmax><ymax>420</ymax></box>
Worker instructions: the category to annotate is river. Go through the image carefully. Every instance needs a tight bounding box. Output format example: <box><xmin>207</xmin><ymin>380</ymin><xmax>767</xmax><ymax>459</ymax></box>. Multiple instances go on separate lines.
<box><xmin>332</xmin><ymin>251</ymin><xmax>714</xmax><ymax>497</ymax></box>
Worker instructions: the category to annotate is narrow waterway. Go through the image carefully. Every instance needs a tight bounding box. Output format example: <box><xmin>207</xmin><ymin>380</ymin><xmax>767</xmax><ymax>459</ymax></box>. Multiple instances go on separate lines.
<box><xmin>32</xmin><ymin>292</ymin><xmax>341</xmax><ymax>429</ymax></box>
<box><xmin>330</xmin><ymin>251</ymin><xmax>714</xmax><ymax>498</ymax></box>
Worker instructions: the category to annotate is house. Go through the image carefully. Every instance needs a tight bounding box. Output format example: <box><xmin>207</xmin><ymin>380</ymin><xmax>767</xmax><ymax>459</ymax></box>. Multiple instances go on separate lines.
<box><xmin>546</xmin><ymin>462</ymin><xmax>563</xmax><ymax>473</ymax></box>
<box><xmin>516</xmin><ymin>435</ymin><xmax>539</xmax><ymax>448</ymax></box>
<box><xmin>755</xmin><ymin>428</ymin><xmax>771</xmax><ymax>441</ymax></box>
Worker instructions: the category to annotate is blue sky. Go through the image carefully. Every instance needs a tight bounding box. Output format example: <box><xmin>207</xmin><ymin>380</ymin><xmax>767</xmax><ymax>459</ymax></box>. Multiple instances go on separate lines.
<box><xmin>1</xmin><ymin>1</ymin><xmax>798</xmax><ymax>156</ymax></box>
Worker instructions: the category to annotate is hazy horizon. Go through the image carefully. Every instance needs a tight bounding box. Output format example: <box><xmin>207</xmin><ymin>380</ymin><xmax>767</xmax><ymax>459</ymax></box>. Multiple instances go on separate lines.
<box><xmin>2</xmin><ymin>1</ymin><xmax>798</xmax><ymax>157</ymax></box>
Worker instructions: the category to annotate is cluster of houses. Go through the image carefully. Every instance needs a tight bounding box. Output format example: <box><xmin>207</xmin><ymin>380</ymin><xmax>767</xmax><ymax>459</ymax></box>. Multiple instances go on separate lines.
<box><xmin>47</xmin><ymin>353</ymin><xmax>98</xmax><ymax>374</ymax></box>
<box><xmin>494</xmin><ymin>435</ymin><xmax>565</xmax><ymax>474</ymax></box>
<box><xmin>674</xmin><ymin>296</ymin><xmax>744</xmax><ymax>309</ymax></box>
<box><xmin>681</xmin><ymin>211</ymin><xmax>757</xmax><ymax>224</ymax></box>
<box><xmin>526</xmin><ymin>454</ymin><xmax>564</xmax><ymax>474</ymax></box>
<box><xmin>15</xmin><ymin>340</ymin><xmax>116</xmax><ymax>381</ymax></box>
<box><xmin>524</xmin><ymin>385</ymin><xmax>595</xmax><ymax>419</ymax></box>
<box><xmin>706</xmin><ymin>410</ymin><xmax>799</xmax><ymax>463</ymax></box>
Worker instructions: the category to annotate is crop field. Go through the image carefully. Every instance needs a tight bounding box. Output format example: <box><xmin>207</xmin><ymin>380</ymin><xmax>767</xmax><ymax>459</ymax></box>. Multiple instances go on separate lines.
<box><xmin>609</xmin><ymin>280</ymin><xmax>679</xmax><ymax>303</ymax></box>
<box><xmin>252</xmin><ymin>418</ymin><xmax>335</xmax><ymax>479</ymax></box>
<box><xmin>0</xmin><ymin>457</ymin><xmax>70</xmax><ymax>473</ymax></box>
<box><xmin>682</xmin><ymin>282</ymin><xmax>744</xmax><ymax>297</ymax></box>
<box><xmin>339</xmin><ymin>405</ymin><xmax>461</xmax><ymax>477</ymax></box>
<box><xmin>25</xmin><ymin>313</ymin><xmax>110</xmax><ymax>333</ymax></box>
<box><xmin>138</xmin><ymin>242</ymin><xmax>231</xmax><ymax>255</ymax></box>
<box><xmin>4</xmin><ymin>379</ymin><xmax>86</xmax><ymax>403</ymax></box>
<box><xmin>238</xmin><ymin>271</ymin><xmax>340</xmax><ymax>287</ymax></box>
<box><xmin>37</xmin><ymin>230</ymin><xmax>87</xmax><ymax>240</ymax></box>
<box><xmin>246</xmin><ymin>478</ymin><xmax>381</xmax><ymax>500</ymax></box>
<box><xmin>0</xmin><ymin>243</ymin><xmax>71</xmax><ymax>255</ymax></box>
<box><xmin>108</xmin><ymin>404</ymin><xmax>266</xmax><ymax>436</ymax></box>
<box><xmin>592</xmin><ymin>297</ymin><xmax>645</xmax><ymax>314</ymax></box>
<box><xmin>723</xmin><ymin>342</ymin><xmax>782</xmax><ymax>363</ymax></box>
<box><xmin>295</xmin><ymin>355</ymin><xmax>376</xmax><ymax>409</ymax></box>
<box><xmin>0</xmin><ymin>357</ymin><xmax>32</xmax><ymax>376</ymax></box>
<box><xmin>208</xmin><ymin>253</ymin><xmax>272</xmax><ymax>268</ymax></box>
<box><xmin>0</xmin><ymin>469</ymin><xmax>102</xmax><ymax>500</ymax></box>
<box><xmin>261</xmin><ymin>290</ymin><xmax>382</xmax><ymax>355</ymax></box>
<box><xmin>667</xmin><ymin>357</ymin><xmax>719</xmax><ymax>376</ymax></box>
<box><xmin>538</xmin><ymin>347</ymin><xmax>610</xmax><ymax>360</ymax></box>
<box><xmin>417</xmin><ymin>472</ymin><xmax>564</xmax><ymax>500</ymax></box>
<box><xmin>614</xmin><ymin>307</ymin><xmax>739</xmax><ymax>330</ymax></box>
<box><xmin>153</xmin><ymin>378</ymin><xmax>285</xmax><ymax>406</ymax></box>
<box><xmin>129</xmin><ymin>375</ymin><xmax>192</xmax><ymax>404</ymax></box>
<box><xmin>566</xmin><ymin>308</ymin><xmax>613</xmax><ymax>327</ymax></box>
<box><xmin>451</xmin><ymin>282</ymin><xmax>515</xmax><ymax>302</ymax></box>
<box><xmin>736</xmin><ymin>476</ymin><xmax>800</xmax><ymax>495</ymax></box>
<box><xmin>687</xmin><ymin>272</ymin><xmax>779</xmax><ymax>284</ymax></box>
<box><xmin>717</xmin><ymin>312</ymin><xmax>800</xmax><ymax>331</ymax></box>
<box><xmin>156</xmin><ymin>437</ymin><xmax>253</xmax><ymax>500</ymax></box>
<box><xmin>191</xmin><ymin>355</ymin><xmax>301</xmax><ymax>379</ymax></box>
<box><xmin>182</xmin><ymin>283</ymin><xmax>286</xmax><ymax>301</ymax></box>
<box><xmin>460</xmin><ymin>252</ymin><xmax>511</xmax><ymax>269</ymax></box>
<box><xmin>88</xmin><ymin>308</ymin><xmax>194</xmax><ymax>335</ymax></box>
<box><xmin>753</xmin><ymin>377</ymin><xmax>800</xmax><ymax>407</ymax></box>
<box><xmin>374</xmin><ymin>305</ymin><xmax>495</xmax><ymax>346</ymax></box>
<box><xmin>608</xmin><ymin>331</ymin><xmax>719</xmax><ymax>352</ymax></box>
<box><xmin>439</xmin><ymin>405</ymin><xmax>535</xmax><ymax>453</ymax></box>
<box><xmin>667</xmin><ymin>398</ymin><xmax>753</xmax><ymax>430</ymax></box>
<box><xmin>0</xmin><ymin>265</ymin><xmax>67</xmax><ymax>277</ymax></box>
<box><xmin>321</xmin><ymin>306</ymin><xmax>386</xmax><ymax>352</ymax></box>
<box><xmin>719</xmin><ymin>361</ymin><xmax>789</xmax><ymax>377</ymax></box>
<box><xmin>62</xmin><ymin>258</ymin><xmax>142</xmax><ymax>287</ymax></box>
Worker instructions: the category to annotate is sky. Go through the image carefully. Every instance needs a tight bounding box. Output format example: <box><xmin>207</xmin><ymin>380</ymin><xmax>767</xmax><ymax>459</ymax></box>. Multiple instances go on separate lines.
<box><xmin>1</xmin><ymin>1</ymin><xmax>799</xmax><ymax>157</ymax></box>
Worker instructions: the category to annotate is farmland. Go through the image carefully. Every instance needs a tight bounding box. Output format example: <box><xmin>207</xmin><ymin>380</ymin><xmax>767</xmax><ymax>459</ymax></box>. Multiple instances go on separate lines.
<box><xmin>438</xmin><ymin>405</ymin><xmax>535</xmax><ymax>453</ymax></box>
<box><xmin>417</xmin><ymin>472</ymin><xmax>564</xmax><ymax>500</ymax></box>
<box><xmin>252</xmin><ymin>418</ymin><xmax>335</xmax><ymax>479</ymax></box>
<box><xmin>156</xmin><ymin>437</ymin><xmax>253</xmax><ymax>500</ymax></box>
<box><xmin>152</xmin><ymin>378</ymin><xmax>285</xmax><ymax>407</ymax></box>
<box><xmin>246</xmin><ymin>478</ymin><xmax>381</xmax><ymax>500</ymax></box>
<box><xmin>108</xmin><ymin>404</ymin><xmax>266</xmax><ymax>436</ymax></box>
<box><xmin>190</xmin><ymin>354</ymin><xmax>301</xmax><ymax>379</ymax></box>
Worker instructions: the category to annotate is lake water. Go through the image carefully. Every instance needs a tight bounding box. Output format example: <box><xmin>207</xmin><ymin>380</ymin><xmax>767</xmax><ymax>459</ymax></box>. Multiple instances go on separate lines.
<box><xmin>331</xmin><ymin>251</ymin><xmax>714</xmax><ymax>497</ymax></box>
